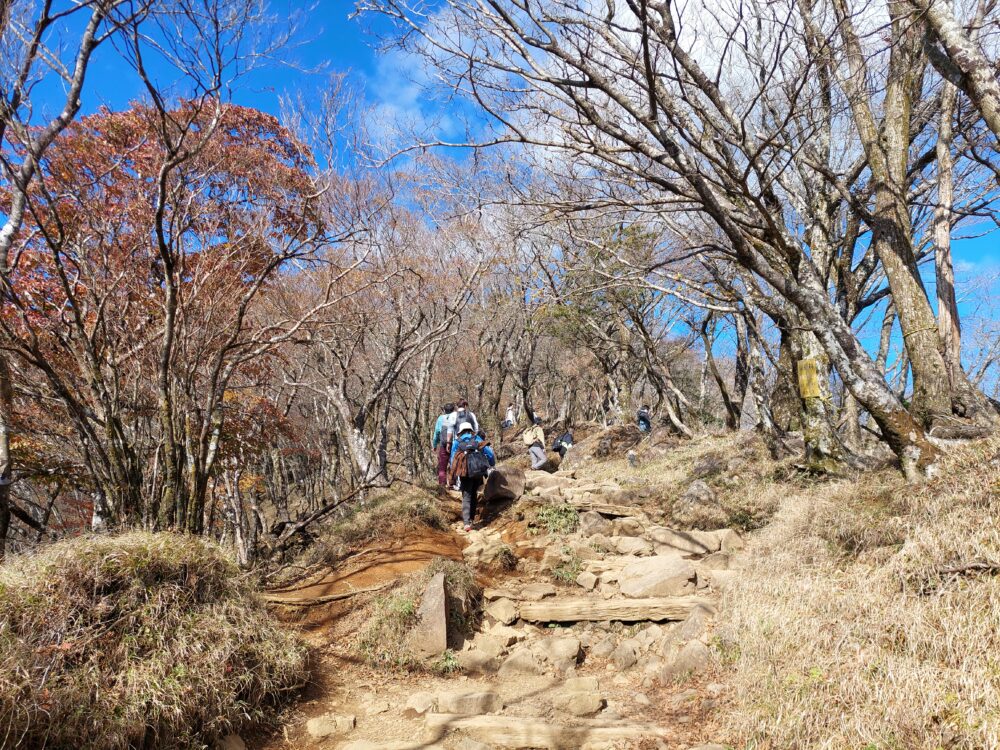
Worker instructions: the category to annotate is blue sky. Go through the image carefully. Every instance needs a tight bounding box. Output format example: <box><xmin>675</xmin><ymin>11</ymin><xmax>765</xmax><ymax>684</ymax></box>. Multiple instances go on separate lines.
<box><xmin>60</xmin><ymin>1</ymin><xmax>1000</xmax><ymax>362</ymax></box>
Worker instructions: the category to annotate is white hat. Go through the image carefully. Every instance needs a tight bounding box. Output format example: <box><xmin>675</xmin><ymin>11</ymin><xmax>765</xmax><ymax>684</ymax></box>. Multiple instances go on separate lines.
<box><xmin>458</xmin><ymin>422</ymin><xmax>474</xmax><ymax>434</ymax></box>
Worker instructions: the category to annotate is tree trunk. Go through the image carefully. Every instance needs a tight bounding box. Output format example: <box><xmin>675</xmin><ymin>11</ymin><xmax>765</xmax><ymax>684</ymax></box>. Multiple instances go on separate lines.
<box><xmin>935</xmin><ymin>81</ymin><xmax>962</xmax><ymax>383</ymax></box>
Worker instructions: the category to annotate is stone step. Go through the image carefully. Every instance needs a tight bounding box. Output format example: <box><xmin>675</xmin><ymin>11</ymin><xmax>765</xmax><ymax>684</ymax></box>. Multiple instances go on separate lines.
<box><xmin>424</xmin><ymin>713</ymin><xmax>668</xmax><ymax>748</ymax></box>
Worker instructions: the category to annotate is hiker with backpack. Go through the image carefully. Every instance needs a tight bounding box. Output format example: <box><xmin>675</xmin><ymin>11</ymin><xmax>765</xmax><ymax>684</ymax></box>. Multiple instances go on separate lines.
<box><xmin>552</xmin><ymin>429</ymin><xmax>574</xmax><ymax>459</ymax></box>
<box><xmin>522</xmin><ymin>416</ymin><xmax>547</xmax><ymax>470</ymax></box>
<box><xmin>637</xmin><ymin>405</ymin><xmax>652</xmax><ymax>434</ymax></box>
<box><xmin>432</xmin><ymin>403</ymin><xmax>455</xmax><ymax>486</ymax></box>
<box><xmin>448</xmin><ymin>421</ymin><xmax>496</xmax><ymax>532</ymax></box>
<box><xmin>446</xmin><ymin>399</ymin><xmax>479</xmax><ymax>445</ymax></box>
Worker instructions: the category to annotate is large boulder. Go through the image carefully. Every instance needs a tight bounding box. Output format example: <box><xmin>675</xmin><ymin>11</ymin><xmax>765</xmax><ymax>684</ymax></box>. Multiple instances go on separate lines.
<box><xmin>408</xmin><ymin>573</ymin><xmax>448</xmax><ymax>659</ymax></box>
<box><xmin>525</xmin><ymin>470</ymin><xmax>571</xmax><ymax>493</ymax></box>
<box><xmin>618</xmin><ymin>555</ymin><xmax>697</xmax><ymax>598</ymax></box>
<box><xmin>671</xmin><ymin>480</ymin><xmax>728</xmax><ymax>529</ymax></box>
<box><xmin>484</xmin><ymin>465</ymin><xmax>526</xmax><ymax>503</ymax></box>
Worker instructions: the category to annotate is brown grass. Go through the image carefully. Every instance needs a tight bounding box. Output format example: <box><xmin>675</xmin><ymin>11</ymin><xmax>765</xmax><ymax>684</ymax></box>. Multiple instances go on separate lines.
<box><xmin>0</xmin><ymin>532</ymin><xmax>307</xmax><ymax>750</ymax></box>
<box><xmin>718</xmin><ymin>436</ymin><xmax>1000</xmax><ymax>749</ymax></box>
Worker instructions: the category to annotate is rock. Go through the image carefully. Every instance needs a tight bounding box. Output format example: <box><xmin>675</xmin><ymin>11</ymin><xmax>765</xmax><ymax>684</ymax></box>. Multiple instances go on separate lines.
<box><xmin>700</xmin><ymin>552</ymin><xmax>730</xmax><ymax>570</ymax></box>
<box><xmin>614</xmin><ymin>536</ymin><xmax>654</xmax><ymax>556</ymax></box>
<box><xmin>688</xmin><ymin>745</ymin><xmax>727</xmax><ymax>750</ymax></box>
<box><xmin>591</xmin><ymin>637</ymin><xmax>616</xmax><ymax>658</ymax></box>
<box><xmin>489</xmin><ymin>624</ymin><xmax>526</xmax><ymax>646</ymax></box>
<box><xmin>611</xmin><ymin>639</ymin><xmax>639</xmax><ymax>669</ymax></box>
<box><xmin>438</xmin><ymin>689</ymin><xmax>503</xmax><ymax>715</ymax></box>
<box><xmin>576</xmin><ymin>570</ymin><xmax>598</xmax><ymax>590</ymax></box>
<box><xmin>456</xmin><ymin>649</ymin><xmax>500</xmax><ymax>674</ymax></box>
<box><xmin>719</xmin><ymin>528</ymin><xmax>745</xmax><ymax>552</ymax></box>
<box><xmin>536</xmin><ymin>636</ymin><xmax>583</xmax><ymax>672</ymax></box>
<box><xmin>661</xmin><ymin>640</ymin><xmax>711</xmax><ymax>683</ymax></box>
<box><xmin>305</xmin><ymin>713</ymin><xmax>356</xmax><ymax>739</ymax></box>
<box><xmin>552</xmin><ymin>677</ymin><xmax>605</xmax><ymax>717</ymax></box>
<box><xmin>215</xmin><ymin>736</ymin><xmax>246</xmax><ymax>750</ymax></box>
<box><xmin>671</xmin><ymin>480</ymin><xmax>727</xmax><ymax>529</ymax></box>
<box><xmin>485</xmin><ymin>598</ymin><xmax>519</xmax><ymax>625</ymax></box>
<box><xmin>408</xmin><ymin>572</ymin><xmax>448</xmax><ymax>659</ymax></box>
<box><xmin>677</xmin><ymin>604</ymin><xmax>713</xmax><ymax>641</ymax></box>
<box><xmin>525</xmin><ymin>470</ymin><xmax>570</xmax><ymax>492</ymax></box>
<box><xmin>618</xmin><ymin>556</ymin><xmax>696</xmax><ymax>598</ymax></box>
<box><xmin>522</xmin><ymin>582</ymin><xmax>557</xmax><ymax>601</ymax></box>
<box><xmin>647</xmin><ymin>526</ymin><xmax>722</xmax><ymax>555</ymax></box>
<box><xmin>634</xmin><ymin>623</ymin><xmax>664</xmax><ymax>649</ymax></box>
<box><xmin>455</xmin><ymin>740</ymin><xmax>492</xmax><ymax>750</ymax></box>
<box><xmin>403</xmin><ymin>691</ymin><xmax>438</xmax><ymax>718</ymax></box>
<box><xmin>471</xmin><ymin>633</ymin><xmax>507</xmax><ymax>659</ymax></box>
<box><xmin>498</xmin><ymin>647</ymin><xmax>546</xmax><ymax>678</ymax></box>
<box><xmin>541</xmin><ymin>545</ymin><xmax>567</xmax><ymax>571</ymax></box>
<box><xmin>579</xmin><ymin>510</ymin><xmax>613</xmax><ymax>537</ymax></box>
<box><xmin>484</xmin><ymin>465</ymin><xmax>526</xmax><ymax>502</ymax></box>
<box><xmin>613</xmin><ymin>517</ymin><xmax>645</xmax><ymax>537</ymax></box>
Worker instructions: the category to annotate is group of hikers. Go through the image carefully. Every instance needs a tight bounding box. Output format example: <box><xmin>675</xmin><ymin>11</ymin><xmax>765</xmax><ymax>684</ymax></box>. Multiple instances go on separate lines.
<box><xmin>431</xmin><ymin>399</ymin><xmax>654</xmax><ymax>532</ymax></box>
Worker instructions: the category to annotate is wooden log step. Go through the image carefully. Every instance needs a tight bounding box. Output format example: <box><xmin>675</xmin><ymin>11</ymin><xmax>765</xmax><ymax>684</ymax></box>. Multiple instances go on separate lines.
<box><xmin>424</xmin><ymin>713</ymin><xmax>669</xmax><ymax>748</ymax></box>
<box><xmin>518</xmin><ymin>596</ymin><xmax>713</xmax><ymax>623</ymax></box>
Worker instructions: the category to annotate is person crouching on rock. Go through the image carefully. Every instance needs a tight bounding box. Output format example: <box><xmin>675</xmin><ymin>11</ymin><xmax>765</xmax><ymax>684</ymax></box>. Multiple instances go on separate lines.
<box><xmin>522</xmin><ymin>416</ymin><xmax>547</xmax><ymax>470</ymax></box>
<box><xmin>449</xmin><ymin>421</ymin><xmax>496</xmax><ymax>532</ymax></box>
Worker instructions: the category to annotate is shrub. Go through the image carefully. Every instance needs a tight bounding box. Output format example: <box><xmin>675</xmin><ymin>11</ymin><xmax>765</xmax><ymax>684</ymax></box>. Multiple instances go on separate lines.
<box><xmin>532</xmin><ymin>504</ymin><xmax>580</xmax><ymax>535</ymax></box>
<box><xmin>0</xmin><ymin>532</ymin><xmax>306</xmax><ymax>750</ymax></box>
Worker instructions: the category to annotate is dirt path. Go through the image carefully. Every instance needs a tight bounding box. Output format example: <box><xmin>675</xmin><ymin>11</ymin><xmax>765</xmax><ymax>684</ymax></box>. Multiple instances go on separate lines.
<box><xmin>257</xmin><ymin>465</ymin><xmax>738</xmax><ymax>750</ymax></box>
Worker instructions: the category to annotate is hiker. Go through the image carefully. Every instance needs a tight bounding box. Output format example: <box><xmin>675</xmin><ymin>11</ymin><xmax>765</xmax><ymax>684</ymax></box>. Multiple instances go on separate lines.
<box><xmin>432</xmin><ymin>402</ymin><xmax>455</xmax><ymax>486</ymax></box>
<box><xmin>552</xmin><ymin>429</ymin><xmax>574</xmax><ymax>459</ymax></box>
<box><xmin>637</xmin><ymin>404</ymin><xmax>652</xmax><ymax>433</ymax></box>
<box><xmin>502</xmin><ymin>402</ymin><xmax>516</xmax><ymax>429</ymax></box>
<box><xmin>446</xmin><ymin>399</ymin><xmax>479</xmax><ymax>444</ymax></box>
<box><xmin>522</xmin><ymin>416</ymin><xmax>547</xmax><ymax>469</ymax></box>
<box><xmin>449</xmin><ymin>421</ymin><xmax>496</xmax><ymax>532</ymax></box>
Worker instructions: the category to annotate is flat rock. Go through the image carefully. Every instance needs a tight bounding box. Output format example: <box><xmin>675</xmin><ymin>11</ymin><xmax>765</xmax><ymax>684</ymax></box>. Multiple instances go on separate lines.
<box><xmin>305</xmin><ymin>713</ymin><xmax>356</xmax><ymax>739</ymax></box>
<box><xmin>576</xmin><ymin>570</ymin><xmax>598</xmax><ymax>590</ymax></box>
<box><xmin>552</xmin><ymin>678</ymin><xmax>606</xmax><ymax>717</ymax></box>
<box><xmin>522</xmin><ymin>582</ymin><xmax>557</xmax><ymax>601</ymax></box>
<box><xmin>485</xmin><ymin>597</ymin><xmax>519</xmax><ymax>625</ymax></box>
<box><xmin>525</xmin><ymin>471</ymin><xmax>571</xmax><ymax>492</ymax></box>
<box><xmin>409</xmin><ymin>573</ymin><xmax>448</xmax><ymax>659</ymax></box>
<box><xmin>424</xmin><ymin>713</ymin><xmax>668</xmax><ymax>748</ymax></box>
<box><xmin>456</xmin><ymin>649</ymin><xmax>499</xmax><ymax>674</ymax></box>
<box><xmin>403</xmin><ymin>691</ymin><xmax>437</xmax><ymax>718</ymax></box>
<box><xmin>619</xmin><ymin>556</ymin><xmax>696</xmax><ymax>598</ymax></box>
<box><xmin>498</xmin><ymin>647</ymin><xmax>546</xmax><ymax>678</ymax></box>
<box><xmin>438</xmin><ymin>688</ymin><xmax>503</xmax><ymax>715</ymax></box>
<box><xmin>614</xmin><ymin>536</ymin><xmax>654</xmax><ymax>556</ymax></box>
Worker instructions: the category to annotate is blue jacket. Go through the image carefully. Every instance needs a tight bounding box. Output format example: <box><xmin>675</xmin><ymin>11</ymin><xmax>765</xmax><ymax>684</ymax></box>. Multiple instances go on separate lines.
<box><xmin>432</xmin><ymin>413</ymin><xmax>450</xmax><ymax>449</ymax></box>
<box><xmin>450</xmin><ymin>433</ymin><xmax>496</xmax><ymax>468</ymax></box>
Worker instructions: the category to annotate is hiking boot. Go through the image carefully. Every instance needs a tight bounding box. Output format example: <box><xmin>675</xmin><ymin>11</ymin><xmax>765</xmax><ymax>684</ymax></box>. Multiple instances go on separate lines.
<box><xmin>464</xmin><ymin>524</ymin><xmax>472</xmax><ymax>533</ymax></box>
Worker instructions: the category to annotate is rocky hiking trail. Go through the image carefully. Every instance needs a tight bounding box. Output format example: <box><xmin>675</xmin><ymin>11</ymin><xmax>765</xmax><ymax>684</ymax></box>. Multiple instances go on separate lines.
<box><xmin>257</xmin><ymin>450</ymin><xmax>744</xmax><ymax>750</ymax></box>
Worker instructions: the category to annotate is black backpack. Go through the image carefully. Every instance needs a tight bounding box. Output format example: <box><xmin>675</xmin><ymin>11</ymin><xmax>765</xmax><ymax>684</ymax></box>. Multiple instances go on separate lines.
<box><xmin>455</xmin><ymin>436</ymin><xmax>491</xmax><ymax>479</ymax></box>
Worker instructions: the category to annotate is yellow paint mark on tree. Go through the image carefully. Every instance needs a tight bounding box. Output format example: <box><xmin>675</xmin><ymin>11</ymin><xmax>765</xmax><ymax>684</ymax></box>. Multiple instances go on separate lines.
<box><xmin>797</xmin><ymin>358</ymin><xmax>822</xmax><ymax>399</ymax></box>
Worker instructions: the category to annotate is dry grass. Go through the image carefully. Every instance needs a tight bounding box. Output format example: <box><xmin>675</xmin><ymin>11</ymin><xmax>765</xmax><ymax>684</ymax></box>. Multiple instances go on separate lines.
<box><xmin>719</xmin><ymin>436</ymin><xmax>1000</xmax><ymax>749</ymax></box>
<box><xmin>0</xmin><ymin>532</ymin><xmax>306</xmax><ymax>750</ymax></box>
